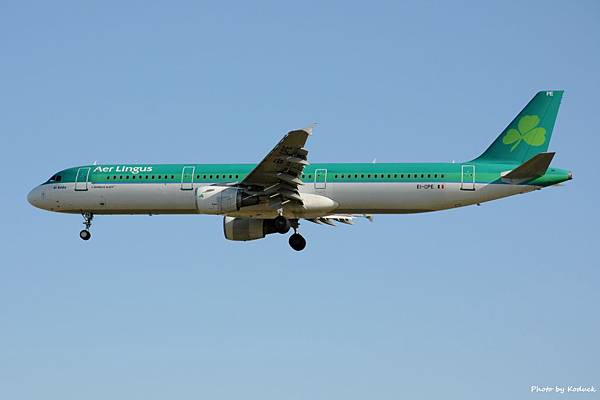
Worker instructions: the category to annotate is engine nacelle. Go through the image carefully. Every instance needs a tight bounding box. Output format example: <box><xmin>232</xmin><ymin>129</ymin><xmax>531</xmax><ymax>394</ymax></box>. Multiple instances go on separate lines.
<box><xmin>196</xmin><ymin>186</ymin><xmax>258</xmax><ymax>214</ymax></box>
<box><xmin>223</xmin><ymin>217</ymin><xmax>277</xmax><ymax>241</ymax></box>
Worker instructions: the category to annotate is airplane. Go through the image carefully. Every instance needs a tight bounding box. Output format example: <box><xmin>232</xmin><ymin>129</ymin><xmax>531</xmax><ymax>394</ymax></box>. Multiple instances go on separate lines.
<box><xmin>28</xmin><ymin>90</ymin><xmax>572</xmax><ymax>251</ymax></box>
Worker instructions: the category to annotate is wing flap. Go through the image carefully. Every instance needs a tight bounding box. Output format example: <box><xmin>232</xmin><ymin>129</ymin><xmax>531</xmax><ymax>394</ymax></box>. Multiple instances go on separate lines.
<box><xmin>306</xmin><ymin>214</ymin><xmax>374</xmax><ymax>226</ymax></box>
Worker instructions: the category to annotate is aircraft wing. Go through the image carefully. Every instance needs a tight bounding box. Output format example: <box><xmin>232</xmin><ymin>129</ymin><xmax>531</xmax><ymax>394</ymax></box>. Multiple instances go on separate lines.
<box><xmin>306</xmin><ymin>214</ymin><xmax>374</xmax><ymax>226</ymax></box>
<box><xmin>240</xmin><ymin>126</ymin><xmax>312</xmax><ymax>208</ymax></box>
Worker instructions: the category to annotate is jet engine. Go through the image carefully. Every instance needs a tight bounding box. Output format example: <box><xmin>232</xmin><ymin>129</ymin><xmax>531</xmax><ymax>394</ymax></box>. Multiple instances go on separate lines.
<box><xmin>223</xmin><ymin>216</ymin><xmax>278</xmax><ymax>241</ymax></box>
<box><xmin>196</xmin><ymin>186</ymin><xmax>259</xmax><ymax>214</ymax></box>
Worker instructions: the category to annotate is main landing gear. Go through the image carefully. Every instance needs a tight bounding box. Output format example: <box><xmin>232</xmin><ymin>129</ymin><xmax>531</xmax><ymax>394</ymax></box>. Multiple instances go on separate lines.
<box><xmin>79</xmin><ymin>212</ymin><xmax>93</xmax><ymax>241</ymax></box>
<box><xmin>273</xmin><ymin>215</ymin><xmax>291</xmax><ymax>234</ymax></box>
<box><xmin>289</xmin><ymin>232</ymin><xmax>306</xmax><ymax>251</ymax></box>
<box><xmin>274</xmin><ymin>217</ymin><xmax>306</xmax><ymax>251</ymax></box>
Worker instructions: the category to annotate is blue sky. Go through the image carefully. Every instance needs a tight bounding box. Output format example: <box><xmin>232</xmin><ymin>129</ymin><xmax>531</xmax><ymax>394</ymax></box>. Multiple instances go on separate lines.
<box><xmin>1</xmin><ymin>1</ymin><xmax>599</xmax><ymax>399</ymax></box>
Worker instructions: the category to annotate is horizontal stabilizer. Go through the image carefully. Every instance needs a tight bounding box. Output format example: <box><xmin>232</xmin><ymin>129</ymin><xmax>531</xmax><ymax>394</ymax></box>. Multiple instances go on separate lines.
<box><xmin>502</xmin><ymin>152</ymin><xmax>555</xmax><ymax>182</ymax></box>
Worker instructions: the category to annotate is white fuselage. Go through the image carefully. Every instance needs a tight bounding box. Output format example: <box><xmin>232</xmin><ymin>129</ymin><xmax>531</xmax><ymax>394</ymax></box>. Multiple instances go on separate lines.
<box><xmin>28</xmin><ymin>180</ymin><xmax>535</xmax><ymax>218</ymax></box>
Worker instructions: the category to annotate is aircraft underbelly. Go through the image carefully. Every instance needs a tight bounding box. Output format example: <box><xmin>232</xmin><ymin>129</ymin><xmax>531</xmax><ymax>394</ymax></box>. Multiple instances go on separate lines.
<box><xmin>314</xmin><ymin>182</ymin><xmax>534</xmax><ymax>212</ymax></box>
<box><xmin>51</xmin><ymin>181</ymin><xmax>534</xmax><ymax>215</ymax></box>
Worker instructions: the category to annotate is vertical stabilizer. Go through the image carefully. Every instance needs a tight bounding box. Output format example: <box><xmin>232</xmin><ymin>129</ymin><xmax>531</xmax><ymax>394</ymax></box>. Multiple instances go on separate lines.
<box><xmin>474</xmin><ymin>91</ymin><xmax>563</xmax><ymax>164</ymax></box>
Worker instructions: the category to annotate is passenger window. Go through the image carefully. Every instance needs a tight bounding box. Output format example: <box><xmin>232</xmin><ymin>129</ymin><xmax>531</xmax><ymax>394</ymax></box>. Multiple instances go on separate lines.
<box><xmin>361</xmin><ymin>174</ymin><xmax>364</xmax><ymax>178</ymax></box>
<box><xmin>126</xmin><ymin>176</ymin><xmax>130</xmax><ymax>179</ymax></box>
<box><xmin>132</xmin><ymin>176</ymin><xmax>136</xmax><ymax>179</ymax></box>
<box><xmin>209</xmin><ymin>175</ymin><xmax>213</xmax><ymax>179</ymax></box>
<box><xmin>427</xmin><ymin>174</ymin><xmax>431</xmax><ymax>178</ymax></box>
<box><xmin>171</xmin><ymin>175</ymin><xmax>174</xmax><ymax>179</ymax></box>
<box><xmin>434</xmin><ymin>174</ymin><xmax>438</xmax><ymax>178</ymax></box>
<box><xmin>235</xmin><ymin>175</ymin><xmax>239</xmax><ymax>179</ymax></box>
<box><xmin>107</xmin><ymin>176</ymin><xmax>110</xmax><ymax>180</ymax></box>
<box><xmin>120</xmin><ymin>176</ymin><xmax>123</xmax><ymax>179</ymax></box>
<box><xmin>203</xmin><ymin>175</ymin><xmax>207</xmax><ymax>179</ymax></box>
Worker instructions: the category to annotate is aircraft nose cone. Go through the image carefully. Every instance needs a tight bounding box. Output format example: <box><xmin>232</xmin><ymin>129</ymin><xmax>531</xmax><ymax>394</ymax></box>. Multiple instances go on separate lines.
<box><xmin>27</xmin><ymin>186</ymin><xmax>42</xmax><ymax>209</ymax></box>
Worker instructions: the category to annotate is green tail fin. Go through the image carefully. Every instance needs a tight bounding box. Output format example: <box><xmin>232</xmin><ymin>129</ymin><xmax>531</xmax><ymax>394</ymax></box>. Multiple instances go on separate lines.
<box><xmin>473</xmin><ymin>90</ymin><xmax>563</xmax><ymax>164</ymax></box>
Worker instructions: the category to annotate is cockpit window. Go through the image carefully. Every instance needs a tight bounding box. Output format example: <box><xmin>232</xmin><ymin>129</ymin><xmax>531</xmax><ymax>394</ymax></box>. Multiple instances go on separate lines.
<box><xmin>46</xmin><ymin>174</ymin><xmax>62</xmax><ymax>183</ymax></box>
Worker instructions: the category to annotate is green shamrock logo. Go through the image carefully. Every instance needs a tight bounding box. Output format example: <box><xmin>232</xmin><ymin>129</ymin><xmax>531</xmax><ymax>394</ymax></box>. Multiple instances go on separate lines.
<box><xmin>502</xmin><ymin>115</ymin><xmax>546</xmax><ymax>151</ymax></box>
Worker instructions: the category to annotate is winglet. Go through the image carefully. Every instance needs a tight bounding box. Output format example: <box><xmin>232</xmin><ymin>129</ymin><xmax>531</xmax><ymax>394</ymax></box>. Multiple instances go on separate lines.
<box><xmin>303</xmin><ymin>123</ymin><xmax>317</xmax><ymax>135</ymax></box>
<box><xmin>501</xmin><ymin>152</ymin><xmax>555</xmax><ymax>182</ymax></box>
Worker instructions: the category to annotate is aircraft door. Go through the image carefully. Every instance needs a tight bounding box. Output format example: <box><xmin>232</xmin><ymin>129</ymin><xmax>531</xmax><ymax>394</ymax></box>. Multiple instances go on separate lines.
<box><xmin>181</xmin><ymin>166</ymin><xmax>195</xmax><ymax>190</ymax></box>
<box><xmin>461</xmin><ymin>165</ymin><xmax>475</xmax><ymax>191</ymax></box>
<box><xmin>74</xmin><ymin>167</ymin><xmax>91</xmax><ymax>191</ymax></box>
<box><xmin>314</xmin><ymin>169</ymin><xmax>327</xmax><ymax>189</ymax></box>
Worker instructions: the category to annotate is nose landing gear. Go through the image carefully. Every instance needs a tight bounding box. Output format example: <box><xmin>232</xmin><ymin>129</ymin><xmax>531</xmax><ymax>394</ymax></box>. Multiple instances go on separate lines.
<box><xmin>80</xmin><ymin>212</ymin><xmax>93</xmax><ymax>241</ymax></box>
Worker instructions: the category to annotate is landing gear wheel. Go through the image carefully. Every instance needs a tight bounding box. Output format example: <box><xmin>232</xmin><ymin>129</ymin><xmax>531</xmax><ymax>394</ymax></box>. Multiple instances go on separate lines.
<box><xmin>79</xmin><ymin>229</ymin><xmax>91</xmax><ymax>241</ymax></box>
<box><xmin>80</xmin><ymin>212</ymin><xmax>94</xmax><ymax>240</ymax></box>
<box><xmin>274</xmin><ymin>215</ymin><xmax>291</xmax><ymax>234</ymax></box>
<box><xmin>289</xmin><ymin>233</ymin><xmax>306</xmax><ymax>251</ymax></box>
